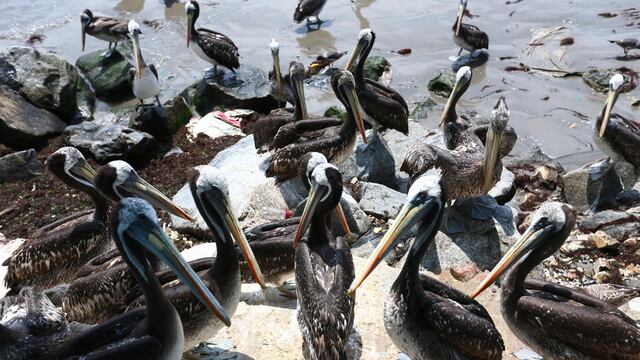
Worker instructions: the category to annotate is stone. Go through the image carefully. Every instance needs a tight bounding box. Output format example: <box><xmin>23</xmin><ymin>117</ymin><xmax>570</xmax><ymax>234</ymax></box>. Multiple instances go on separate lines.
<box><xmin>450</xmin><ymin>262</ymin><xmax>481</xmax><ymax>282</ymax></box>
<box><xmin>382</xmin><ymin>122</ymin><xmax>440</xmax><ymax>170</ymax></box>
<box><xmin>323</xmin><ymin>106</ymin><xmax>347</xmax><ymax>121</ymax></box>
<box><xmin>0</xmin><ymin>87</ymin><xmax>67</xmax><ymax>149</ymax></box>
<box><xmin>589</xmin><ymin>230</ymin><xmax>620</xmax><ymax>249</ymax></box>
<box><xmin>131</xmin><ymin>105</ymin><xmax>171</xmax><ymax>139</ymax></box>
<box><xmin>338</xmin><ymin>132</ymin><xmax>396</xmax><ymax>188</ymax></box>
<box><xmin>349</xmin><ymin>56</ymin><xmax>390</xmax><ymax>82</ymax></box>
<box><xmin>188</xmin><ymin>65</ymin><xmax>280</xmax><ymax>116</ymax></box>
<box><xmin>428</xmin><ymin>71</ymin><xmax>456</xmax><ymax>98</ymax></box>
<box><xmin>63</xmin><ymin>121</ymin><xmax>157</xmax><ymax>164</ymax></box>
<box><xmin>560</xmin><ymin>239</ymin><xmax>587</xmax><ymax>254</ymax></box>
<box><xmin>170</xmin><ymin>135</ymin><xmax>287</xmax><ymax>239</ymax></box>
<box><xmin>578</xmin><ymin>210</ymin><xmax>636</xmax><ymax>233</ymax></box>
<box><xmin>186</xmin><ymin>112</ymin><xmax>244</xmax><ymax>141</ymax></box>
<box><xmin>76</xmin><ymin>44</ymin><xmax>133</xmax><ymax>102</ymax></box>
<box><xmin>163</xmin><ymin>95</ymin><xmax>193</xmax><ymax>133</ymax></box>
<box><xmin>489</xmin><ymin>168</ymin><xmax>517</xmax><ymax>205</ymax></box>
<box><xmin>0</xmin><ymin>149</ymin><xmax>43</xmax><ymax>183</ymax></box>
<box><xmin>623</xmin><ymin>237</ymin><xmax>638</xmax><ymax>250</ymax></box>
<box><xmin>593</xmin><ymin>270</ymin><xmax>610</xmax><ymax>283</ymax></box>
<box><xmin>599</xmin><ymin>222</ymin><xmax>640</xmax><ymax>242</ymax></box>
<box><xmin>75</xmin><ymin>77</ymin><xmax>96</xmax><ymax>123</ymax></box>
<box><xmin>409</xmin><ymin>98</ymin><xmax>439</xmax><ymax>121</ymax></box>
<box><xmin>561</xmin><ymin>160</ymin><xmax>624</xmax><ymax>213</ymax></box>
<box><xmin>582</xmin><ymin>67</ymin><xmax>637</xmax><ymax>94</ymax></box>
<box><xmin>612</xmin><ymin>160</ymin><xmax>637</xmax><ymax>191</ymax></box>
<box><xmin>0</xmin><ymin>47</ymin><xmax>79</xmax><ymax>121</ymax></box>
<box><xmin>535</xmin><ymin>164</ymin><xmax>559</xmax><ymax>183</ymax></box>
<box><xmin>451</xmin><ymin>49</ymin><xmax>490</xmax><ymax>72</ymax></box>
<box><xmin>356</xmin><ymin>181</ymin><xmax>405</xmax><ymax>219</ymax></box>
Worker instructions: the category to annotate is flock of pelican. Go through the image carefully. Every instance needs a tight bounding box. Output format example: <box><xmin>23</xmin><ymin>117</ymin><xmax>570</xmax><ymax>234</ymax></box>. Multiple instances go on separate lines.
<box><xmin>1</xmin><ymin>0</ymin><xmax>640</xmax><ymax>359</ymax></box>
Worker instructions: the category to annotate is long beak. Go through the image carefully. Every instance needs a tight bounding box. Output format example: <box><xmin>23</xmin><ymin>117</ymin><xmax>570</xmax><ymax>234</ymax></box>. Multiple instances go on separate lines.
<box><xmin>82</xmin><ymin>28</ymin><xmax>87</xmax><ymax>51</ymax></box>
<box><xmin>439</xmin><ymin>79</ymin><xmax>461</xmax><ymax>127</ymax></box>
<box><xmin>186</xmin><ymin>14</ymin><xmax>192</xmax><ymax>48</ymax></box>
<box><xmin>294</xmin><ymin>183</ymin><xmax>325</xmax><ymax>247</ymax></box>
<box><xmin>471</xmin><ymin>224</ymin><xmax>546</xmax><ymax>299</ymax></box>
<box><xmin>348</xmin><ymin>202</ymin><xmax>422</xmax><ymax>296</ymax></box>
<box><xmin>122</xmin><ymin>177</ymin><xmax>194</xmax><ymax>221</ymax></box>
<box><xmin>293</xmin><ymin>75</ymin><xmax>308</xmax><ymax>120</ymax></box>
<box><xmin>71</xmin><ymin>161</ymin><xmax>97</xmax><ymax>184</ymax></box>
<box><xmin>455</xmin><ymin>3</ymin><xmax>466</xmax><ymax>36</ymax></box>
<box><xmin>136</xmin><ymin>221</ymin><xmax>231</xmax><ymax>326</ymax></box>
<box><xmin>131</xmin><ymin>34</ymin><xmax>143</xmax><ymax>80</ymax></box>
<box><xmin>273</xmin><ymin>53</ymin><xmax>282</xmax><ymax>99</ymax></box>
<box><xmin>482</xmin><ymin>124</ymin><xmax>504</xmax><ymax>193</ymax></box>
<box><xmin>335</xmin><ymin>203</ymin><xmax>353</xmax><ymax>242</ymax></box>
<box><xmin>599</xmin><ymin>89</ymin><xmax>619</xmax><ymax>138</ymax></box>
<box><xmin>345</xmin><ymin>40</ymin><xmax>365</xmax><ymax>71</ymax></box>
<box><xmin>345</xmin><ymin>85</ymin><xmax>368</xmax><ymax>144</ymax></box>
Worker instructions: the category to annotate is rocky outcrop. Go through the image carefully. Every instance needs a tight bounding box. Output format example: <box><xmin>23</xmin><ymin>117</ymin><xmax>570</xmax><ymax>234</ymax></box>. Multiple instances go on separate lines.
<box><xmin>76</xmin><ymin>45</ymin><xmax>133</xmax><ymax>102</ymax></box>
<box><xmin>0</xmin><ymin>149</ymin><xmax>43</xmax><ymax>183</ymax></box>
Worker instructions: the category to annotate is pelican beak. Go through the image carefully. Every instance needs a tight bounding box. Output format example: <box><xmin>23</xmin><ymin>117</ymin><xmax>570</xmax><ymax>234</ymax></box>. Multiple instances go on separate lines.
<box><xmin>471</xmin><ymin>219</ymin><xmax>551</xmax><ymax>299</ymax></box>
<box><xmin>81</xmin><ymin>27</ymin><xmax>87</xmax><ymax>51</ymax></box>
<box><xmin>455</xmin><ymin>2</ymin><xmax>466</xmax><ymax>36</ymax></box>
<box><xmin>599</xmin><ymin>88</ymin><xmax>619</xmax><ymax>138</ymax></box>
<box><xmin>291</xmin><ymin>74</ymin><xmax>308</xmax><ymax>120</ymax></box>
<box><xmin>131</xmin><ymin>33</ymin><xmax>143</xmax><ymax>80</ymax></box>
<box><xmin>345</xmin><ymin>38</ymin><xmax>367</xmax><ymax>71</ymax></box>
<box><xmin>335</xmin><ymin>203</ymin><xmax>353</xmax><ymax>242</ymax></box>
<box><xmin>121</xmin><ymin>176</ymin><xmax>194</xmax><ymax>221</ymax></box>
<box><xmin>294</xmin><ymin>182</ymin><xmax>327</xmax><ymax>247</ymax></box>
<box><xmin>344</xmin><ymin>84</ymin><xmax>367</xmax><ymax>144</ymax></box>
<box><xmin>439</xmin><ymin>77</ymin><xmax>462</xmax><ymax>127</ymax></box>
<box><xmin>127</xmin><ymin>215</ymin><xmax>231</xmax><ymax>326</ymax></box>
<box><xmin>69</xmin><ymin>160</ymin><xmax>97</xmax><ymax>188</ymax></box>
<box><xmin>186</xmin><ymin>13</ymin><xmax>192</xmax><ymax>48</ymax></box>
<box><xmin>348</xmin><ymin>200</ymin><xmax>431</xmax><ymax>296</ymax></box>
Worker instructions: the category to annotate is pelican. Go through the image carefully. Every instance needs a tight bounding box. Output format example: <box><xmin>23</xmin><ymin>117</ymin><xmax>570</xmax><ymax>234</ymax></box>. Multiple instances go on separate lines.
<box><xmin>185</xmin><ymin>0</ymin><xmax>239</xmax><ymax>75</ymax></box>
<box><xmin>255</xmin><ymin>61</ymin><xmax>309</xmax><ymax>153</ymax></box>
<box><xmin>344</xmin><ymin>29</ymin><xmax>409</xmax><ymax>135</ymax></box>
<box><xmin>53</xmin><ymin>198</ymin><xmax>231</xmax><ymax>360</ymax></box>
<box><xmin>593</xmin><ymin>74</ymin><xmax>640</xmax><ymax>175</ymax></box>
<box><xmin>265</xmin><ymin>70</ymin><xmax>367</xmax><ymax>183</ymax></box>
<box><xmin>440</xmin><ymin>66</ymin><xmax>474</xmax><ymax>144</ymax></box>
<box><xmin>128</xmin><ymin>20</ymin><xmax>161</xmax><ymax>106</ymax></box>
<box><xmin>472</xmin><ymin>202</ymin><xmax>640</xmax><ymax>359</ymax></box>
<box><xmin>609</xmin><ymin>39</ymin><xmax>640</xmax><ymax>57</ymax></box>
<box><xmin>80</xmin><ymin>9</ymin><xmax>129</xmax><ymax>56</ymax></box>
<box><xmin>347</xmin><ymin>169</ymin><xmax>505</xmax><ymax>360</ymax></box>
<box><xmin>294</xmin><ymin>0</ymin><xmax>327</xmax><ymax>27</ymax></box>
<box><xmin>268</xmin><ymin>39</ymin><xmax>295</xmax><ymax>105</ymax></box>
<box><xmin>452</xmin><ymin>0</ymin><xmax>489</xmax><ymax>56</ymax></box>
<box><xmin>295</xmin><ymin>161</ymin><xmax>355</xmax><ymax>360</ymax></box>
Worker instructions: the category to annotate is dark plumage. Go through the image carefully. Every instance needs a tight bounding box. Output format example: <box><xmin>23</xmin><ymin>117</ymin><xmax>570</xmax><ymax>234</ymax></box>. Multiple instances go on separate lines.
<box><xmin>80</xmin><ymin>9</ymin><xmax>129</xmax><ymax>52</ymax></box>
<box><xmin>452</xmin><ymin>0</ymin><xmax>489</xmax><ymax>55</ymax></box>
<box><xmin>294</xmin><ymin>0</ymin><xmax>327</xmax><ymax>25</ymax></box>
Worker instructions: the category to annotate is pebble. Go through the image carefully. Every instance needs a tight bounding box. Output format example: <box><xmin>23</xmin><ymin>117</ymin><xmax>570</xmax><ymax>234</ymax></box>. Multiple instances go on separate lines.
<box><xmin>589</xmin><ymin>230</ymin><xmax>620</xmax><ymax>249</ymax></box>
<box><xmin>450</xmin><ymin>262</ymin><xmax>481</xmax><ymax>282</ymax></box>
<box><xmin>593</xmin><ymin>270</ymin><xmax>610</xmax><ymax>283</ymax></box>
<box><xmin>623</xmin><ymin>237</ymin><xmax>638</xmax><ymax>250</ymax></box>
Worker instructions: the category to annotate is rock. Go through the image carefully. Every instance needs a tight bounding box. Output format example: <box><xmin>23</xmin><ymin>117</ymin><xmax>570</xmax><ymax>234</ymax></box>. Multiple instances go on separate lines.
<box><xmin>163</xmin><ymin>95</ymin><xmax>193</xmax><ymax>133</ymax></box>
<box><xmin>323</xmin><ymin>106</ymin><xmax>347</xmax><ymax>121</ymax></box>
<box><xmin>349</xmin><ymin>56</ymin><xmax>390</xmax><ymax>82</ymax></box>
<box><xmin>186</xmin><ymin>112</ymin><xmax>244</xmax><ymax>141</ymax></box>
<box><xmin>409</xmin><ymin>97</ymin><xmax>438</xmax><ymax>121</ymax></box>
<box><xmin>356</xmin><ymin>181</ymin><xmax>405</xmax><ymax>219</ymax></box>
<box><xmin>170</xmin><ymin>135</ymin><xmax>287</xmax><ymax>238</ymax></box>
<box><xmin>513</xmin><ymin>348</ymin><xmax>543</xmax><ymax>360</ymax></box>
<box><xmin>451</xmin><ymin>49</ymin><xmax>490</xmax><ymax>72</ymax></box>
<box><xmin>188</xmin><ymin>65</ymin><xmax>279</xmax><ymax>116</ymax></box>
<box><xmin>599</xmin><ymin>222</ymin><xmax>640</xmax><ymax>242</ymax></box>
<box><xmin>594</xmin><ymin>258</ymin><xmax>615</xmax><ymax>272</ymax></box>
<box><xmin>76</xmin><ymin>45</ymin><xmax>133</xmax><ymax>102</ymax></box>
<box><xmin>339</xmin><ymin>132</ymin><xmax>396</xmax><ymax>188</ymax></box>
<box><xmin>75</xmin><ymin>77</ymin><xmax>96</xmax><ymax>122</ymax></box>
<box><xmin>63</xmin><ymin>121</ymin><xmax>157</xmax><ymax>164</ymax></box>
<box><xmin>561</xmin><ymin>160</ymin><xmax>623</xmax><ymax>213</ymax></box>
<box><xmin>589</xmin><ymin>230</ymin><xmax>620</xmax><ymax>249</ymax></box>
<box><xmin>382</xmin><ymin>122</ymin><xmax>440</xmax><ymax>170</ymax></box>
<box><xmin>623</xmin><ymin>237</ymin><xmax>638</xmax><ymax>250</ymax></box>
<box><xmin>450</xmin><ymin>262</ymin><xmax>481</xmax><ymax>282</ymax></box>
<box><xmin>582</xmin><ymin>67</ymin><xmax>637</xmax><ymax>94</ymax></box>
<box><xmin>612</xmin><ymin>160</ymin><xmax>637</xmax><ymax>191</ymax></box>
<box><xmin>428</xmin><ymin>71</ymin><xmax>456</xmax><ymax>98</ymax></box>
<box><xmin>0</xmin><ymin>47</ymin><xmax>79</xmax><ymax>121</ymax></box>
<box><xmin>0</xmin><ymin>87</ymin><xmax>67</xmax><ymax>149</ymax></box>
<box><xmin>578</xmin><ymin>210</ymin><xmax>636</xmax><ymax>233</ymax></box>
<box><xmin>560</xmin><ymin>239</ymin><xmax>588</xmax><ymax>254</ymax></box>
<box><xmin>131</xmin><ymin>105</ymin><xmax>171</xmax><ymax>139</ymax></box>
<box><xmin>593</xmin><ymin>270</ymin><xmax>610</xmax><ymax>283</ymax></box>
<box><xmin>535</xmin><ymin>164</ymin><xmax>559</xmax><ymax>184</ymax></box>
<box><xmin>0</xmin><ymin>149</ymin><xmax>43</xmax><ymax>183</ymax></box>
<box><xmin>489</xmin><ymin>168</ymin><xmax>517</xmax><ymax>205</ymax></box>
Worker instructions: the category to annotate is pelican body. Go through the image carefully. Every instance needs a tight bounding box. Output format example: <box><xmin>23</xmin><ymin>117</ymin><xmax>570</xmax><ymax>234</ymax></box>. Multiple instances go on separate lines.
<box><xmin>345</xmin><ymin>29</ymin><xmax>409</xmax><ymax>135</ymax></box>
<box><xmin>452</xmin><ymin>0</ymin><xmax>489</xmax><ymax>55</ymax></box>
<box><xmin>294</xmin><ymin>0</ymin><xmax>327</xmax><ymax>26</ymax></box>
<box><xmin>128</xmin><ymin>20</ymin><xmax>161</xmax><ymax>106</ymax></box>
<box><xmin>186</xmin><ymin>1</ymin><xmax>239</xmax><ymax>74</ymax></box>
<box><xmin>80</xmin><ymin>9</ymin><xmax>129</xmax><ymax>54</ymax></box>
<box><xmin>593</xmin><ymin>74</ymin><xmax>640</xmax><ymax>175</ymax></box>
<box><xmin>295</xmin><ymin>161</ymin><xmax>355</xmax><ymax>360</ymax></box>
<box><xmin>348</xmin><ymin>169</ymin><xmax>504</xmax><ymax>359</ymax></box>
<box><xmin>473</xmin><ymin>202</ymin><xmax>640</xmax><ymax>360</ymax></box>
<box><xmin>54</xmin><ymin>198</ymin><xmax>231</xmax><ymax>360</ymax></box>
<box><xmin>609</xmin><ymin>39</ymin><xmax>640</xmax><ymax>56</ymax></box>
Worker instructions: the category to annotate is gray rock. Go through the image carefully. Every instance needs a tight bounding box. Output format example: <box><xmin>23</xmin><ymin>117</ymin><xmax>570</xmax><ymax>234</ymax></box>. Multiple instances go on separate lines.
<box><xmin>561</xmin><ymin>160</ymin><xmax>623</xmax><ymax>213</ymax></box>
<box><xmin>131</xmin><ymin>105</ymin><xmax>171</xmax><ymax>139</ymax></box>
<box><xmin>428</xmin><ymin>71</ymin><xmax>456</xmax><ymax>98</ymax></box>
<box><xmin>338</xmin><ymin>132</ymin><xmax>396</xmax><ymax>188</ymax></box>
<box><xmin>613</xmin><ymin>160</ymin><xmax>637</xmax><ymax>191</ymax></box>
<box><xmin>356</xmin><ymin>181</ymin><xmax>405</xmax><ymax>219</ymax></box>
<box><xmin>63</xmin><ymin>121</ymin><xmax>157</xmax><ymax>164</ymax></box>
<box><xmin>0</xmin><ymin>149</ymin><xmax>43</xmax><ymax>183</ymax></box>
<box><xmin>75</xmin><ymin>78</ymin><xmax>96</xmax><ymax>122</ymax></box>
<box><xmin>76</xmin><ymin>44</ymin><xmax>133</xmax><ymax>102</ymax></box>
<box><xmin>409</xmin><ymin>98</ymin><xmax>438</xmax><ymax>121</ymax></box>
<box><xmin>489</xmin><ymin>168</ymin><xmax>517</xmax><ymax>205</ymax></box>
<box><xmin>578</xmin><ymin>210</ymin><xmax>636</xmax><ymax>233</ymax></box>
<box><xmin>0</xmin><ymin>87</ymin><xmax>67</xmax><ymax>149</ymax></box>
<box><xmin>599</xmin><ymin>222</ymin><xmax>640</xmax><ymax>242</ymax></box>
<box><xmin>188</xmin><ymin>65</ymin><xmax>279</xmax><ymax>116</ymax></box>
<box><xmin>451</xmin><ymin>49</ymin><xmax>490</xmax><ymax>72</ymax></box>
<box><xmin>163</xmin><ymin>95</ymin><xmax>193</xmax><ymax>133</ymax></box>
<box><xmin>0</xmin><ymin>47</ymin><xmax>79</xmax><ymax>121</ymax></box>
<box><xmin>382</xmin><ymin>122</ymin><xmax>442</xmax><ymax>170</ymax></box>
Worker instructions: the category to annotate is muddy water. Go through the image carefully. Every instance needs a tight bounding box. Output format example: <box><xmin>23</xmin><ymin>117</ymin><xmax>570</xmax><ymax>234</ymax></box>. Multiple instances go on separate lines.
<box><xmin>1</xmin><ymin>0</ymin><xmax>639</xmax><ymax>170</ymax></box>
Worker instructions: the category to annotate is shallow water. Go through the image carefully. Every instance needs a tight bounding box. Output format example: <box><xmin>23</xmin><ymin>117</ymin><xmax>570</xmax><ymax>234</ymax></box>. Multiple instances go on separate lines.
<box><xmin>1</xmin><ymin>0</ymin><xmax>639</xmax><ymax>170</ymax></box>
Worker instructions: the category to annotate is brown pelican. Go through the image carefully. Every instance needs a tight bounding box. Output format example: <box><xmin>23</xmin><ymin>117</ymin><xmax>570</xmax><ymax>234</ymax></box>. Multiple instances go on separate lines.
<box><xmin>344</xmin><ymin>29</ymin><xmax>409</xmax><ymax>135</ymax></box>
<box><xmin>609</xmin><ymin>39</ymin><xmax>640</xmax><ymax>57</ymax></box>
<box><xmin>452</xmin><ymin>0</ymin><xmax>489</xmax><ymax>56</ymax></box>
<box><xmin>265</xmin><ymin>70</ymin><xmax>367</xmax><ymax>183</ymax></box>
<box><xmin>3</xmin><ymin>147</ymin><xmax>108</xmax><ymax>294</ymax></box>
<box><xmin>294</xmin><ymin>0</ymin><xmax>327</xmax><ymax>27</ymax></box>
<box><xmin>348</xmin><ymin>169</ymin><xmax>505</xmax><ymax>360</ymax></box>
<box><xmin>185</xmin><ymin>0</ymin><xmax>239</xmax><ymax>75</ymax></box>
<box><xmin>472</xmin><ymin>202</ymin><xmax>640</xmax><ymax>359</ymax></box>
<box><xmin>80</xmin><ymin>9</ymin><xmax>129</xmax><ymax>56</ymax></box>
<box><xmin>128</xmin><ymin>20</ymin><xmax>161</xmax><ymax>106</ymax></box>
<box><xmin>593</xmin><ymin>74</ymin><xmax>640</xmax><ymax>175</ymax></box>
<box><xmin>53</xmin><ymin>198</ymin><xmax>231</xmax><ymax>360</ymax></box>
<box><xmin>439</xmin><ymin>66</ymin><xmax>473</xmax><ymax>137</ymax></box>
<box><xmin>268</xmin><ymin>39</ymin><xmax>295</xmax><ymax>105</ymax></box>
<box><xmin>255</xmin><ymin>61</ymin><xmax>308</xmax><ymax>153</ymax></box>
<box><xmin>295</xmin><ymin>161</ymin><xmax>355</xmax><ymax>360</ymax></box>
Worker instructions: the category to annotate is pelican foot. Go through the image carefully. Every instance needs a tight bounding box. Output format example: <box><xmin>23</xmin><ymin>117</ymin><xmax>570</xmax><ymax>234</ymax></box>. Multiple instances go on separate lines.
<box><xmin>188</xmin><ymin>341</ymin><xmax>234</xmax><ymax>360</ymax></box>
<box><xmin>277</xmin><ymin>279</ymin><xmax>297</xmax><ymax>299</ymax></box>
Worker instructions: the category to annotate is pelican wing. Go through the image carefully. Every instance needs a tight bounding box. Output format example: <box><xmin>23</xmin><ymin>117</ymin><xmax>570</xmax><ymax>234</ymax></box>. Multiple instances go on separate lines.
<box><xmin>91</xmin><ymin>16</ymin><xmax>129</xmax><ymax>37</ymax></box>
<box><xmin>606</xmin><ymin>113</ymin><xmax>640</xmax><ymax>169</ymax></box>
<box><xmin>365</xmin><ymin>79</ymin><xmax>409</xmax><ymax>111</ymax></box>
<box><xmin>270</xmin><ymin>118</ymin><xmax>342</xmax><ymax>151</ymax></box>
<box><xmin>359</xmin><ymin>84</ymin><xmax>409</xmax><ymax>134</ymax></box>
<box><xmin>196</xmin><ymin>28</ymin><xmax>240</xmax><ymax>70</ymax></box>
<box><xmin>293</xmin><ymin>0</ymin><xmax>326</xmax><ymax>22</ymax></box>
<box><xmin>459</xmin><ymin>23</ymin><xmax>489</xmax><ymax>49</ymax></box>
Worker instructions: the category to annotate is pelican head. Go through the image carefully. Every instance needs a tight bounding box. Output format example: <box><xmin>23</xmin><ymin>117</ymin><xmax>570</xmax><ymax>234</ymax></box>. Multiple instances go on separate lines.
<box><xmin>348</xmin><ymin>169</ymin><xmax>445</xmax><ymax>296</ymax></box>
<box><xmin>472</xmin><ymin>202</ymin><xmax>575</xmax><ymax>298</ymax></box>
<box><xmin>482</xmin><ymin>96</ymin><xmax>510</xmax><ymax>192</ymax></box>
<box><xmin>599</xmin><ymin>73</ymin><xmax>625</xmax><ymax>137</ymax></box>
<box><xmin>80</xmin><ymin>9</ymin><xmax>93</xmax><ymax>51</ymax></box>
<box><xmin>455</xmin><ymin>0</ymin><xmax>469</xmax><ymax>36</ymax></box>
<box><xmin>289</xmin><ymin>61</ymin><xmax>308</xmax><ymax>119</ymax></box>
<box><xmin>345</xmin><ymin>28</ymin><xmax>374</xmax><ymax>70</ymax></box>
<box><xmin>94</xmin><ymin>160</ymin><xmax>194</xmax><ymax>221</ymax></box>
<box><xmin>47</xmin><ymin>147</ymin><xmax>96</xmax><ymax>189</ymax></box>
<box><xmin>185</xmin><ymin>1</ymin><xmax>199</xmax><ymax>48</ymax></box>
<box><xmin>334</xmin><ymin>70</ymin><xmax>367</xmax><ymax>144</ymax></box>
<box><xmin>113</xmin><ymin>197</ymin><xmax>231</xmax><ymax>326</ymax></box>
<box><xmin>440</xmin><ymin>66</ymin><xmax>473</xmax><ymax>126</ymax></box>
<box><xmin>189</xmin><ymin>166</ymin><xmax>265</xmax><ymax>288</ymax></box>
<box><xmin>128</xmin><ymin>20</ymin><xmax>143</xmax><ymax>79</ymax></box>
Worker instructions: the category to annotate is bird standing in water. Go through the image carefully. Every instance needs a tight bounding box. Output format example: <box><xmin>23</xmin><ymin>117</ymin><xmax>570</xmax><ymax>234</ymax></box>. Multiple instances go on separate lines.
<box><xmin>128</xmin><ymin>20</ymin><xmax>161</xmax><ymax>106</ymax></box>
<box><xmin>294</xmin><ymin>0</ymin><xmax>328</xmax><ymax>28</ymax></box>
<box><xmin>80</xmin><ymin>9</ymin><xmax>129</xmax><ymax>56</ymax></box>
<box><xmin>452</xmin><ymin>0</ymin><xmax>489</xmax><ymax>56</ymax></box>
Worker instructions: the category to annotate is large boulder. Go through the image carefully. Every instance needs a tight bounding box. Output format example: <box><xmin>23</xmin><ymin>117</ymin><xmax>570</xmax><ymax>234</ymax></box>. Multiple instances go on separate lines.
<box><xmin>356</xmin><ymin>181</ymin><xmax>405</xmax><ymax>219</ymax></box>
<box><xmin>382</xmin><ymin>121</ymin><xmax>442</xmax><ymax>170</ymax></box>
<box><xmin>187</xmin><ymin>65</ymin><xmax>280</xmax><ymax>115</ymax></box>
<box><xmin>63</xmin><ymin>121</ymin><xmax>157</xmax><ymax>164</ymax></box>
<box><xmin>561</xmin><ymin>160</ymin><xmax>628</xmax><ymax>213</ymax></box>
<box><xmin>76</xmin><ymin>45</ymin><xmax>133</xmax><ymax>102</ymax></box>
<box><xmin>338</xmin><ymin>131</ymin><xmax>397</xmax><ymax>188</ymax></box>
<box><xmin>0</xmin><ymin>149</ymin><xmax>43</xmax><ymax>183</ymax></box>
<box><xmin>0</xmin><ymin>47</ymin><xmax>79</xmax><ymax>121</ymax></box>
<box><xmin>0</xmin><ymin>87</ymin><xmax>67</xmax><ymax>149</ymax></box>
